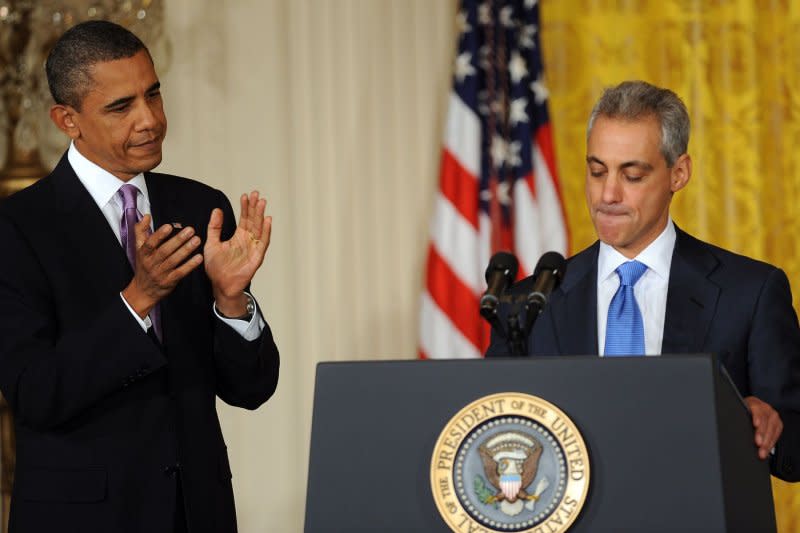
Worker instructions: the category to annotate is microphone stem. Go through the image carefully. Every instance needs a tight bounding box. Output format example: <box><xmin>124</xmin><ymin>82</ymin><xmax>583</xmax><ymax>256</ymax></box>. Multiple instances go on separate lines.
<box><xmin>508</xmin><ymin>309</ymin><xmax>528</xmax><ymax>357</ymax></box>
<box><xmin>522</xmin><ymin>298</ymin><xmax>545</xmax><ymax>338</ymax></box>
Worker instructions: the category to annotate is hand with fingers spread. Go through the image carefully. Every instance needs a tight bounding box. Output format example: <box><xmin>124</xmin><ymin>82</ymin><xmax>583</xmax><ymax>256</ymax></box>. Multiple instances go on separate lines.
<box><xmin>744</xmin><ymin>396</ymin><xmax>784</xmax><ymax>460</ymax></box>
<box><xmin>204</xmin><ymin>191</ymin><xmax>272</xmax><ymax>317</ymax></box>
<box><xmin>121</xmin><ymin>214</ymin><xmax>204</xmax><ymax>319</ymax></box>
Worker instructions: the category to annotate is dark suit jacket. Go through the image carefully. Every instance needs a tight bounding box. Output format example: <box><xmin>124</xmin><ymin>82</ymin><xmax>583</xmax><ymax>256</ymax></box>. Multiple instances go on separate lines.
<box><xmin>0</xmin><ymin>154</ymin><xmax>280</xmax><ymax>532</ymax></box>
<box><xmin>486</xmin><ymin>226</ymin><xmax>800</xmax><ymax>481</ymax></box>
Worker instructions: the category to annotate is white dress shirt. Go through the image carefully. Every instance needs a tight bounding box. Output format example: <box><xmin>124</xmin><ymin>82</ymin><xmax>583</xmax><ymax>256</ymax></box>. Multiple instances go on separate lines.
<box><xmin>596</xmin><ymin>219</ymin><xmax>676</xmax><ymax>356</ymax></box>
<box><xmin>68</xmin><ymin>142</ymin><xmax>264</xmax><ymax>340</ymax></box>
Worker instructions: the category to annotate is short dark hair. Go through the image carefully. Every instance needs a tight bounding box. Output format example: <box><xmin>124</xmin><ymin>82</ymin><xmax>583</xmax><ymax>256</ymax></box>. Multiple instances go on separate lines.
<box><xmin>46</xmin><ymin>20</ymin><xmax>149</xmax><ymax>110</ymax></box>
<box><xmin>587</xmin><ymin>80</ymin><xmax>690</xmax><ymax>167</ymax></box>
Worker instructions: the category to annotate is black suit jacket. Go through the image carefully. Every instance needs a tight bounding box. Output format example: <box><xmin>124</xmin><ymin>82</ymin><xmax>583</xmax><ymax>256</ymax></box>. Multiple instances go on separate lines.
<box><xmin>486</xmin><ymin>226</ymin><xmax>800</xmax><ymax>481</ymax></box>
<box><xmin>0</xmin><ymin>154</ymin><xmax>280</xmax><ymax>532</ymax></box>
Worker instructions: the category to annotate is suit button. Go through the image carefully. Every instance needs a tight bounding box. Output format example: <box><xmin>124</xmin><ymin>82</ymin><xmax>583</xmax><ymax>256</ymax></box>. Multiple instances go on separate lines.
<box><xmin>163</xmin><ymin>463</ymin><xmax>181</xmax><ymax>477</ymax></box>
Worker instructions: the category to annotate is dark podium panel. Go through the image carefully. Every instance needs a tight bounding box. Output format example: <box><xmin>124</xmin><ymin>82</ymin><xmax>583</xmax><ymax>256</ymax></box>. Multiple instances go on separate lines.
<box><xmin>305</xmin><ymin>355</ymin><xmax>776</xmax><ymax>533</ymax></box>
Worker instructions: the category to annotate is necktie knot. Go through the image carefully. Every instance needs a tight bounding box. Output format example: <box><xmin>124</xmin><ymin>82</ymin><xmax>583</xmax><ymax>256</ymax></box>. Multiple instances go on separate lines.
<box><xmin>616</xmin><ymin>260</ymin><xmax>647</xmax><ymax>287</ymax></box>
<box><xmin>118</xmin><ymin>183</ymin><xmax>139</xmax><ymax>211</ymax></box>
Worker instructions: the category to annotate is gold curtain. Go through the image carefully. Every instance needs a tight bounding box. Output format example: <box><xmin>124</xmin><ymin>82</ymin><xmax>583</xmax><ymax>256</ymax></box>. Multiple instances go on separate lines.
<box><xmin>540</xmin><ymin>0</ymin><xmax>800</xmax><ymax>529</ymax></box>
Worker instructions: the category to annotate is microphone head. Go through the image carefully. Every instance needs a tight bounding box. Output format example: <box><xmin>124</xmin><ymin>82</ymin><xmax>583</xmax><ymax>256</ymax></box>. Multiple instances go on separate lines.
<box><xmin>533</xmin><ymin>251</ymin><xmax>567</xmax><ymax>282</ymax></box>
<box><xmin>484</xmin><ymin>251</ymin><xmax>519</xmax><ymax>284</ymax></box>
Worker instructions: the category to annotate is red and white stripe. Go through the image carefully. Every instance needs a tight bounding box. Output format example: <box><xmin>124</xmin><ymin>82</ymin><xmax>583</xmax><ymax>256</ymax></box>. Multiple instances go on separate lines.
<box><xmin>419</xmin><ymin>96</ymin><xmax>568</xmax><ymax>360</ymax></box>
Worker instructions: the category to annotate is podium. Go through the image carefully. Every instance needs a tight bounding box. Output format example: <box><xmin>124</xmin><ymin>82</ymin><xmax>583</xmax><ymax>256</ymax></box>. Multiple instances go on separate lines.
<box><xmin>304</xmin><ymin>355</ymin><xmax>776</xmax><ymax>532</ymax></box>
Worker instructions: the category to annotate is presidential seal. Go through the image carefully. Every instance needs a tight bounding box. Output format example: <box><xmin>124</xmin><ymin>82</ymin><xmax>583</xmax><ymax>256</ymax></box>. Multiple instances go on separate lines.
<box><xmin>430</xmin><ymin>393</ymin><xmax>590</xmax><ymax>533</ymax></box>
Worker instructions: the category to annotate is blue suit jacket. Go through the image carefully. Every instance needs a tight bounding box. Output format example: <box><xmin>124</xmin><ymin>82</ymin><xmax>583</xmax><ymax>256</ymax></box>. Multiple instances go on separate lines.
<box><xmin>486</xmin><ymin>227</ymin><xmax>800</xmax><ymax>481</ymax></box>
<box><xmin>0</xmin><ymin>154</ymin><xmax>280</xmax><ymax>532</ymax></box>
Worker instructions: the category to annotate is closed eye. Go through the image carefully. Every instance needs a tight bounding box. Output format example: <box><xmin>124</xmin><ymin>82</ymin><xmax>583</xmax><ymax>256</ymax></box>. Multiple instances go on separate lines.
<box><xmin>588</xmin><ymin>166</ymin><xmax>606</xmax><ymax>178</ymax></box>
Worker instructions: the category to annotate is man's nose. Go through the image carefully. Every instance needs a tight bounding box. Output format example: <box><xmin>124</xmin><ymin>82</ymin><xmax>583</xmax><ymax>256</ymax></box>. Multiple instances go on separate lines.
<box><xmin>134</xmin><ymin>101</ymin><xmax>160</xmax><ymax>130</ymax></box>
<box><xmin>601</xmin><ymin>174</ymin><xmax>622</xmax><ymax>203</ymax></box>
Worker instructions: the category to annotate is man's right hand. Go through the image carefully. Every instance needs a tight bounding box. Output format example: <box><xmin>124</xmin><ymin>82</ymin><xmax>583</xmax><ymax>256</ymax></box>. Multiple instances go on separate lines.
<box><xmin>744</xmin><ymin>395</ymin><xmax>784</xmax><ymax>460</ymax></box>
<box><xmin>121</xmin><ymin>215</ymin><xmax>204</xmax><ymax>318</ymax></box>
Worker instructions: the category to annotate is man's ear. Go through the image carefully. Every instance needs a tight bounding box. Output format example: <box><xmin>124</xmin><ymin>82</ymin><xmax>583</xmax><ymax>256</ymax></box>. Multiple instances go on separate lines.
<box><xmin>670</xmin><ymin>153</ymin><xmax>691</xmax><ymax>193</ymax></box>
<box><xmin>49</xmin><ymin>104</ymin><xmax>81</xmax><ymax>140</ymax></box>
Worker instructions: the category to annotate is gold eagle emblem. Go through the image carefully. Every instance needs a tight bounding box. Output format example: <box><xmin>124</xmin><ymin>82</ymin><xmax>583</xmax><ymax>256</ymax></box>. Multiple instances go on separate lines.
<box><xmin>478</xmin><ymin>431</ymin><xmax>550</xmax><ymax>516</ymax></box>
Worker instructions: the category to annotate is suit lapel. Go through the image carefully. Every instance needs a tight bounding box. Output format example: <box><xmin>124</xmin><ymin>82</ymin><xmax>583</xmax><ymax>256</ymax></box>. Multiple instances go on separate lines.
<box><xmin>144</xmin><ymin>172</ymin><xmax>178</xmax><ymax>229</ymax></box>
<box><xmin>662</xmin><ymin>227</ymin><xmax>721</xmax><ymax>354</ymax></box>
<box><xmin>551</xmin><ymin>243</ymin><xmax>599</xmax><ymax>355</ymax></box>
<box><xmin>51</xmin><ymin>155</ymin><xmax>133</xmax><ymax>294</ymax></box>
<box><xmin>144</xmin><ymin>173</ymin><xmax>173</xmax><ymax>343</ymax></box>
<box><xmin>144</xmin><ymin>173</ymin><xmax>197</xmax><ymax>349</ymax></box>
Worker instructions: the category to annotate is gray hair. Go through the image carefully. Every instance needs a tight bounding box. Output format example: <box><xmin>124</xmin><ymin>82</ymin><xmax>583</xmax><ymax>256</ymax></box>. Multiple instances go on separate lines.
<box><xmin>46</xmin><ymin>20</ymin><xmax>149</xmax><ymax>110</ymax></box>
<box><xmin>586</xmin><ymin>80</ymin><xmax>690</xmax><ymax>167</ymax></box>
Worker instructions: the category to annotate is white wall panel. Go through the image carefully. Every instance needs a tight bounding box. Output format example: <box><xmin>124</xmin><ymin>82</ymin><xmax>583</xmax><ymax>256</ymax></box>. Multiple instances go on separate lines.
<box><xmin>159</xmin><ymin>1</ymin><xmax>457</xmax><ymax>530</ymax></box>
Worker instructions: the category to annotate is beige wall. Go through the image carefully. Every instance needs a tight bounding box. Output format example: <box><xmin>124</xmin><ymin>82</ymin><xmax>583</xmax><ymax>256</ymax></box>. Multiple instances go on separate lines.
<box><xmin>160</xmin><ymin>1</ymin><xmax>457</xmax><ymax>530</ymax></box>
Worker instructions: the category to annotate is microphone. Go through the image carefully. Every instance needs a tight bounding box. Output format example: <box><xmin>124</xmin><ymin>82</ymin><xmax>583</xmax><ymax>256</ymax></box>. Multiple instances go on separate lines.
<box><xmin>479</xmin><ymin>252</ymin><xmax>519</xmax><ymax>323</ymax></box>
<box><xmin>523</xmin><ymin>251</ymin><xmax>567</xmax><ymax>334</ymax></box>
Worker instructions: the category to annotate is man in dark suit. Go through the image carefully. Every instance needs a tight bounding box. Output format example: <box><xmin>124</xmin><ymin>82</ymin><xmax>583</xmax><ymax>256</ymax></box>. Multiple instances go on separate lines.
<box><xmin>0</xmin><ymin>21</ymin><xmax>279</xmax><ymax>532</ymax></box>
<box><xmin>487</xmin><ymin>80</ymin><xmax>800</xmax><ymax>481</ymax></box>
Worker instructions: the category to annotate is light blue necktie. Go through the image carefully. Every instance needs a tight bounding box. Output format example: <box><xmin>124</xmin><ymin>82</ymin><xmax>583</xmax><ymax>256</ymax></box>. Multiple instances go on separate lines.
<box><xmin>604</xmin><ymin>260</ymin><xmax>648</xmax><ymax>356</ymax></box>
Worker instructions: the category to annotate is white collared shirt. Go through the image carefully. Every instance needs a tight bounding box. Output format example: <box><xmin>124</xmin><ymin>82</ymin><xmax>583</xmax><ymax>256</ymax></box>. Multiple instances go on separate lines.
<box><xmin>596</xmin><ymin>219</ymin><xmax>676</xmax><ymax>356</ymax></box>
<box><xmin>68</xmin><ymin>142</ymin><xmax>264</xmax><ymax>340</ymax></box>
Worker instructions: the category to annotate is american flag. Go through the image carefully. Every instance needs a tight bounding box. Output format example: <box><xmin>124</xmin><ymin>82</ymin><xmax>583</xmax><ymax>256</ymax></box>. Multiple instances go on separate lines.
<box><xmin>419</xmin><ymin>0</ymin><xmax>569</xmax><ymax>359</ymax></box>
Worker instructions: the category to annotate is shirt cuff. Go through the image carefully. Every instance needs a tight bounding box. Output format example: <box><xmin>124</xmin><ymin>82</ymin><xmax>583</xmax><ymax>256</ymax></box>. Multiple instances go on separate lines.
<box><xmin>212</xmin><ymin>292</ymin><xmax>265</xmax><ymax>341</ymax></box>
<box><xmin>119</xmin><ymin>293</ymin><xmax>152</xmax><ymax>332</ymax></box>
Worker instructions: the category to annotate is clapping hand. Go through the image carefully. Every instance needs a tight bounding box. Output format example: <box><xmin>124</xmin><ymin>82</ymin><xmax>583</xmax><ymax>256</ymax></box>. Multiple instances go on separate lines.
<box><xmin>122</xmin><ymin>215</ymin><xmax>203</xmax><ymax>318</ymax></box>
<box><xmin>204</xmin><ymin>191</ymin><xmax>272</xmax><ymax>316</ymax></box>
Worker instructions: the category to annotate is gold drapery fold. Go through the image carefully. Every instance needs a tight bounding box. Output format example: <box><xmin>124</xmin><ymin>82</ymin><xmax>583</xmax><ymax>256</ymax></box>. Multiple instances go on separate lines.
<box><xmin>540</xmin><ymin>1</ymin><xmax>800</xmax><ymax>529</ymax></box>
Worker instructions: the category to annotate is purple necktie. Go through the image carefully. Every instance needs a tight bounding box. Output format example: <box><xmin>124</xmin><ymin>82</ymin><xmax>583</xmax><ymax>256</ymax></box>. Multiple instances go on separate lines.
<box><xmin>118</xmin><ymin>184</ymin><xmax>162</xmax><ymax>341</ymax></box>
<box><xmin>118</xmin><ymin>184</ymin><xmax>140</xmax><ymax>266</ymax></box>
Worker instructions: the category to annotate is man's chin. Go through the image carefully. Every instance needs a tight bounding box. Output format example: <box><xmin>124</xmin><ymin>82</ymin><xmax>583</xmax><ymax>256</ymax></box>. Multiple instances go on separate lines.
<box><xmin>131</xmin><ymin>153</ymin><xmax>163</xmax><ymax>173</ymax></box>
<box><xmin>596</xmin><ymin>228</ymin><xmax>631</xmax><ymax>249</ymax></box>
<box><xmin>594</xmin><ymin>219</ymin><xmax>627</xmax><ymax>244</ymax></box>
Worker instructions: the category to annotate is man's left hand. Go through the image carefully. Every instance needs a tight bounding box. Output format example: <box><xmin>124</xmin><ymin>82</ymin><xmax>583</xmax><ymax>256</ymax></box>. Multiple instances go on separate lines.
<box><xmin>744</xmin><ymin>396</ymin><xmax>783</xmax><ymax>460</ymax></box>
<box><xmin>205</xmin><ymin>191</ymin><xmax>272</xmax><ymax>316</ymax></box>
